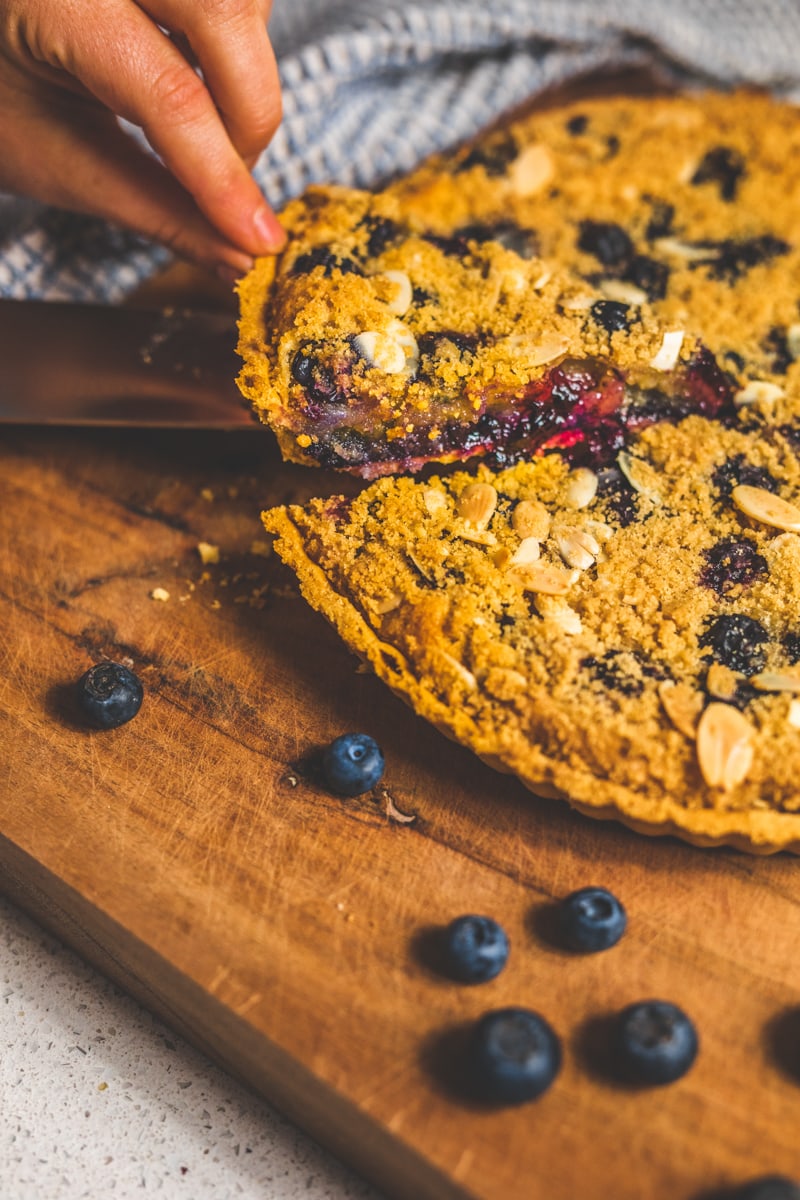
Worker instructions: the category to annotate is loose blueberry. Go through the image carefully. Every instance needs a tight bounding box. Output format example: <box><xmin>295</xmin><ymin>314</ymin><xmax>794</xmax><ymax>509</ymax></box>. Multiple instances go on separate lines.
<box><xmin>700</xmin><ymin>614</ymin><xmax>769</xmax><ymax>675</ymax></box>
<box><xmin>322</xmin><ymin>732</ymin><xmax>384</xmax><ymax>796</ymax></box>
<box><xmin>441</xmin><ymin>915</ymin><xmax>509</xmax><ymax>983</ymax></box>
<box><xmin>614</xmin><ymin>999</ymin><xmax>698</xmax><ymax>1085</ymax></box>
<box><xmin>701</xmin><ymin>538</ymin><xmax>769</xmax><ymax>596</ymax></box>
<box><xmin>577</xmin><ymin>221</ymin><xmax>633</xmax><ymax>268</ymax></box>
<box><xmin>731</xmin><ymin>1177</ymin><xmax>800</xmax><ymax>1200</ymax></box>
<box><xmin>690</xmin><ymin>145</ymin><xmax>745</xmax><ymax>202</ymax></box>
<box><xmin>76</xmin><ymin>662</ymin><xmax>143</xmax><ymax>730</ymax></box>
<box><xmin>470</xmin><ymin>1007</ymin><xmax>561</xmax><ymax>1104</ymax></box>
<box><xmin>557</xmin><ymin>886</ymin><xmax>627</xmax><ymax>953</ymax></box>
<box><xmin>591</xmin><ymin>300</ymin><xmax>632</xmax><ymax>333</ymax></box>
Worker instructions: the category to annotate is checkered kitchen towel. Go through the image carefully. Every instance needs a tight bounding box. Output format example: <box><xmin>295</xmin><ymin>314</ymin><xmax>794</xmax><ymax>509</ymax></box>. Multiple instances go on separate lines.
<box><xmin>1</xmin><ymin>0</ymin><xmax>799</xmax><ymax>302</ymax></box>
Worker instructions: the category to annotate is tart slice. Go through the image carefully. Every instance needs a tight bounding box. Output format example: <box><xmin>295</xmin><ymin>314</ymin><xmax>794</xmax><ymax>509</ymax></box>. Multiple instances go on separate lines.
<box><xmin>263</xmin><ymin>409</ymin><xmax>800</xmax><ymax>853</ymax></box>
<box><xmin>238</xmin><ymin>89</ymin><xmax>800</xmax><ymax>478</ymax></box>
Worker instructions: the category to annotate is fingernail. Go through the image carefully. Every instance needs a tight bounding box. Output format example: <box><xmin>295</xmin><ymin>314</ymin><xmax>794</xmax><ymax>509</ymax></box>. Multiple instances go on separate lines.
<box><xmin>253</xmin><ymin>205</ymin><xmax>286</xmax><ymax>251</ymax></box>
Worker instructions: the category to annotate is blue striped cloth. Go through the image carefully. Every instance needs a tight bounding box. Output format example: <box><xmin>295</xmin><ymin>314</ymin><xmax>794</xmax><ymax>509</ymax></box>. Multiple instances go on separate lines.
<box><xmin>1</xmin><ymin>0</ymin><xmax>798</xmax><ymax>302</ymax></box>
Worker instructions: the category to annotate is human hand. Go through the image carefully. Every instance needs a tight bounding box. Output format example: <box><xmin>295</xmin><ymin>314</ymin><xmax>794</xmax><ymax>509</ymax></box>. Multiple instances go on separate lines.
<box><xmin>0</xmin><ymin>0</ymin><xmax>286</xmax><ymax>279</ymax></box>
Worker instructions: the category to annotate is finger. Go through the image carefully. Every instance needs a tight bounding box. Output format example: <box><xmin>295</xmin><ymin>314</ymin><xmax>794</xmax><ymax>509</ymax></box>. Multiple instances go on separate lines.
<box><xmin>54</xmin><ymin>0</ymin><xmax>284</xmax><ymax>256</ymax></box>
<box><xmin>142</xmin><ymin>0</ymin><xmax>282</xmax><ymax>163</ymax></box>
<box><xmin>0</xmin><ymin>84</ymin><xmax>256</xmax><ymax>279</ymax></box>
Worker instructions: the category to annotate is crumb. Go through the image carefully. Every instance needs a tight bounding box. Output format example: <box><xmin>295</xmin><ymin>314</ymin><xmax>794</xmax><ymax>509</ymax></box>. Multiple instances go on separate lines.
<box><xmin>197</xmin><ymin>541</ymin><xmax>220</xmax><ymax>564</ymax></box>
<box><xmin>150</xmin><ymin>587</ymin><xmax>170</xmax><ymax>602</ymax></box>
<box><xmin>200</xmin><ymin>488</ymin><xmax>214</xmax><ymax>502</ymax></box>
<box><xmin>250</xmin><ymin>540</ymin><xmax>272</xmax><ymax>558</ymax></box>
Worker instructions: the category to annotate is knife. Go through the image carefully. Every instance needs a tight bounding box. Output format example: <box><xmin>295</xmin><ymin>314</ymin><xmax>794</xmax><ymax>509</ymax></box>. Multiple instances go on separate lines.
<box><xmin>0</xmin><ymin>299</ymin><xmax>259</xmax><ymax>428</ymax></box>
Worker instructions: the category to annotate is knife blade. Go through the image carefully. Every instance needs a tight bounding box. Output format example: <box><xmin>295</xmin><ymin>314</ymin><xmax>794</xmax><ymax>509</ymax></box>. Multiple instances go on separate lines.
<box><xmin>0</xmin><ymin>299</ymin><xmax>259</xmax><ymax>428</ymax></box>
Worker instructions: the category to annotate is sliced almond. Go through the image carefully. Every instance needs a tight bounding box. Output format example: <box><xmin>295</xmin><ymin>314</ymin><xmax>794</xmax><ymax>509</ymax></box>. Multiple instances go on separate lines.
<box><xmin>787</xmin><ymin>323</ymin><xmax>800</xmax><ymax>361</ymax></box>
<box><xmin>512</xmin><ymin>498</ymin><xmax>551</xmax><ymax>540</ymax></box>
<box><xmin>658</xmin><ymin>681</ymin><xmax>704</xmax><ymax>739</ymax></box>
<box><xmin>499</xmin><ymin>331</ymin><xmax>569</xmax><ymax>367</ymax></box>
<box><xmin>508</xmin><ymin>143</ymin><xmax>555</xmax><ymax>196</ymax></box>
<box><xmin>440</xmin><ymin>652</ymin><xmax>477</xmax><ymax>691</ymax></box>
<box><xmin>600</xmin><ymin>279</ymin><xmax>648</xmax><ymax>306</ymax></box>
<box><xmin>510</xmin><ymin>536</ymin><xmax>541</xmax><ymax>566</ymax></box>
<box><xmin>564</xmin><ymin>467</ymin><xmax>598</xmax><ymax>510</ymax></box>
<box><xmin>507</xmin><ymin>563</ymin><xmax>579</xmax><ymax>595</ymax></box>
<box><xmin>554</xmin><ymin>529</ymin><xmax>599</xmax><ymax>571</ymax></box>
<box><xmin>696</xmin><ymin>702</ymin><xmax>754</xmax><ymax>791</ymax></box>
<box><xmin>706</xmin><ymin>662</ymin><xmax>742</xmax><ymax>701</ymax></box>
<box><xmin>617</xmin><ymin>451</ymin><xmax>662</xmax><ymax>503</ymax></box>
<box><xmin>788</xmin><ymin>698</ymin><xmax>800</xmax><ymax>728</ymax></box>
<box><xmin>372</xmin><ymin>269</ymin><xmax>413</xmax><ymax>316</ymax></box>
<box><xmin>372</xmin><ymin>592</ymin><xmax>403</xmax><ymax>615</ymax></box>
<box><xmin>733</xmin><ymin>380</ymin><xmax>785</xmax><ymax>408</ymax></box>
<box><xmin>751</xmin><ymin>671</ymin><xmax>800</xmax><ymax>694</ymax></box>
<box><xmin>649</xmin><ymin>330</ymin><xmax>685</xmax><ymax>372</ymax></box>
<box><xmin>456</xmin><ymin>482</ymin><xmax>497</xmax><ymax>529</ymax></box>
<box><xmin>653</xmin><ymin>237</ymin><xmax>720</xmax><ymax>262</ymax></box>
<box><xmin>732</xmin><ymin>484</ymin><xmax>800</xmax><ymax>532</ymax></box>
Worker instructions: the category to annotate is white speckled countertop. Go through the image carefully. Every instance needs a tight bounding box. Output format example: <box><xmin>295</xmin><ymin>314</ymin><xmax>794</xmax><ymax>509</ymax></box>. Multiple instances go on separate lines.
<box><xmin>1</xmin><ymin>896</ymin><xmax>385</xmax><ymax>1200</ymax></box>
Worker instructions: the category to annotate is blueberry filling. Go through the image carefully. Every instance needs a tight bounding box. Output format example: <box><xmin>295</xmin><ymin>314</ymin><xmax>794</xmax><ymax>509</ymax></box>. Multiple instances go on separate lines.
<box><xmin>700</xmin><ymin>614</ymin><xmax>769</xmax><ymax>675</ymax></box>
<box><xmin>712</xmin><ymin>454</ymin><xmax>779</xmax><ymax>498</ymax></box>
<box><xmin>644</xmin><ymin>198</ymin><xmax>675</xmax><ymax>240</ymax></box>
<box><xmin>690</xmin><ymin>145</ymin><xmax>745</xmax><ymax>202</ymax></box>
<box><xmin>782</xmin><ymin>631</ymin><xmax>800</xmax><ymax>664</ymax></box>
<box><xmin>358</xmin><ymin>215</ymin><xmax>404</xmax><ymax>258</ymax></box>
<box><xmin>765</xmin><ymin>326</ymin><xmax>794</xmax><ymax>375</ymax></box>
<box><xmin>456</xmin><ymin>221</ymin><xmax>539</xmax><ymax>259</ymax></box>
<box><xmin>591</xmin><ymin>300</ymin><xmax>633</xmax><ymax>333</ymax></box>
<box><xmin>291</xmin><ymin>345</ymin><xmax>345</xmax><ymax>408</ymax></box>
<box><xmin>688</xmin><ymin>234</ymin><xmax>790</xmax><ymax>283</ymax></box>
<box><xmin>581</xmin><ymin>649</ymin><xmax>667</xmax><ymax>697</ymax></box>
<box><xmin>290</xmin><ymin>245</ymin><xmax>364</xmax><ymax>277</ymax></box>
<box><xmin>566</xmin><ymin>113</ymin><xmax>588</xmax><ymax>135</ymax></box>
<box><xmin>456</xmin><ymin>132</ymin><xmax>518</xmax><ymax>176</ymax></box>
<box><xmin>701</xmin><ymin>538</ymin><xmax>769</xmax><ymax>595</ymax></box>
<box><xmin>624</xmin><ymin>254</ymin><xmax>669</xmax><ymax>300</ymax></box>
<box><xmin>577</xmin><ymin>220</ymin><xmax>634</xmax><ymax>268</ymax></box>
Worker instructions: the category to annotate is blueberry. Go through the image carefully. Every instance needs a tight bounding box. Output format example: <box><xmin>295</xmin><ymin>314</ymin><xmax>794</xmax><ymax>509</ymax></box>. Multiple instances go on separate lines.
<box><xmin>623</xmin><ymin>254</ymin><xmax>669</xmax><ymax>301</ymax></box>
<box><xmin>322</xmin><ymin>732</ymin><xmax>384</xmax><ymax>796</ymax></box>
<box><xmin>644</xmin><ymin>198</ymin><xmax>675</xmax><ymax>240</ymax></box>
<box><xmin>591</xmin><ymin>300</ymin><xmax>632</xmax><ymax>333</ymax></box>
<box><xmin>558</xmin><ymin>886</ymin><xmax>627</xmax><ymax>953</ymax></box>
<box><xmin>701</xmin><ymin>538</ymin><xmax>769</xmax><ymax>596</ymax></box>
<box><xmin>290</xmin><ymin>345</ymin><xmax>340</xmax><ymax>406</ymax></box>
<box><xmin>290</xmin><ymin>246</ymin><xmax>363</xmax><ymax>276</ymax></box>
<box><xmin>614</xmin><ymin>999</ymin><xmax>698</xmax><ymax>1085</ymax></box>
<box><xmin>783</xmin><ymin>631</ymin><xmax>800</xmax><ymax>664</ymax></box>
<box><xmin>731</xmin><ymin>1176</ymin><xmax>800</xmax><ymax>1200</ymax></box>
<box><xmin>470</xmin><ymin>1007</ymin><xmax>561</xmax><ymax>1104</ymax></box>
<box><xmin>441</xmin><ymin>915</ymin><xmax>509</xmax><ymax>983</ymax></box>
<box><xmin>690</xmin><ymin>145</ymin><xmax>745</xmax><ymax>202</ymax></box>
<box><xmin>566</xmin><ymin>113</ymin><xmax>588</xmax><ymax>135</ymax></box>
<box><xmin>577</xmin><ymin>221</ymin><xmax>633</xmax><ymax>268</ymax></box>
<box><xmin>76</xmin><ymin>662</ymin><xmax>143</xmax><ymax>730</ymax></box>
<box><xmin>700</xmin><ymin>614</ymin><xmax>769</xmax><ymax>675</ymax></box>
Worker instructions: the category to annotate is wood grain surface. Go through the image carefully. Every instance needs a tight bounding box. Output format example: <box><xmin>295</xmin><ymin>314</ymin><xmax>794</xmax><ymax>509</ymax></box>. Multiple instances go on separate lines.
<box><xmin>2</xmin><ymin>270</ymin><xmax>800</xmax><ymax>1199</ymax></box>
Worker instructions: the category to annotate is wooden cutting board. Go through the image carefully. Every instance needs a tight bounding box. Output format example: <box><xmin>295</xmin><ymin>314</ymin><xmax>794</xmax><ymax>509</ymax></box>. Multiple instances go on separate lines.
<box><xmin>2</xmin><ymin>284</ymin><xmax>800</xmax><ymax>1200</ymax></box>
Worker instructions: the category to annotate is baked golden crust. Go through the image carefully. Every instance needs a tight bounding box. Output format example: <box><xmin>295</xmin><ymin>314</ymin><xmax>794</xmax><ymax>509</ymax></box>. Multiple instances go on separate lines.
<box><xmin>263</xmin><ymin>410</ymin><xmax>800</xmax><ymax>853</ymax></box>
<box><xmin>238</xmin><ymin>89</ymin><xmax>800</xmax><ymax>479</ymax></box>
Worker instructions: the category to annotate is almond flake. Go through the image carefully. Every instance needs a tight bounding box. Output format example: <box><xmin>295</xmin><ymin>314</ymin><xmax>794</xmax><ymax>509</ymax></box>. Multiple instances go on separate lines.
<box><xmin>617</xmin><ymin>451</ymin><xmax>662</xmax><ymax>503</ymax></box>
<box><xmin>734</xmin><ymin>380</ymin><xmax>784</xmax><ymax>408</ymax></box>
<box><xmin>372</xmin><ymin>592</ymin><xmax>403</xmax><ymax>615</ymax></box>
<box><xmin>372</xmin><ymin>269</ymin><xmax>413</xmax><ymax>316</ymax></box>
<box><xmin>512</xmin><ymin>499</ymin><xmax>551</xmax><ymax>540</ymax></box>
<box><xmin>554</xmin><ymin>529</ymin><xmax>599</xmax><ymax>571</ymax></box>
<box><xmin>500</xmin><ymin>332</ymin><xmax>569</xmax><ymax>367</ymax></box>
<box><xmin>456</xmin><ymin>482</ymin><xmax>497</xmax><ymax>529</ymax></box>
<box><xmin>751</xmin><ymin>671</ymin><xmax>800</xmax><ymax>694</ymax></box>
<box><xmin>653</xmin><ymin>237</ymin><xmax>721</xmax><ymax>262</ymax></box>
<box><xmin>600</xmin><ymin>279</ymin><xmax>648</xmax><ymax>306</ymax></box>
<box><xmin>788</xmin><ymin>699</ymin><xmax>800</xmax><ymax>728</ymax></box>
<box><xmin>510</xmin><ymin>536</ymin><xmax>541</xmax><ymax>565</ymax></box>
<box><xmin>658</xmin><ymin>681</ymin><xmax>703</xmax><ymax>739</ymax></box>
<box><xmin>440</xmin><ymin>652</ymin><xmax>477</xmax><ymax>690</ymax></box>
<box><xmin>649</xmin><ymin>330</ymin><xmax>685</xmax><ymax>371</ymax></box>
<box><xmin>731</xmin><ymin>484</ymin><xmax>800</xmax><ymax>532</ymax></box>
<box><xmin>507</xmin><ymin>563</ymin><xmax>579</xmax><ymax>595</ymax></box>
<box><xmin>508</xmin><ymin>143</ymin><xmax>555</xmax><ymax>196</ymax></box>
<box><xmin>696</xmin><ymin>702</ymin><xmax>754</xmax><ymax>791</ymax></box>
<box><xmin>563</xmin><ymin>467</ymin><xmax>598</xmax><ymax>509</ymax></box>
<box><xmin>353</xmin><ymin>320</ymin><xmax>418</xmax><ymax>376</ymax></box>
<box><xmin>787</xmin><ymin>324</ymin><xmax>800</xmax><ymax>361</ymax></box>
